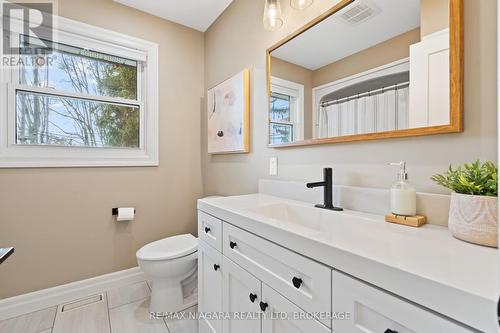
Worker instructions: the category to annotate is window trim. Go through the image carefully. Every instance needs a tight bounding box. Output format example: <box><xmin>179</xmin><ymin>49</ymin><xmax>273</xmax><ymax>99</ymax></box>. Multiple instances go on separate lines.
<box><xmin>270</xmin><ymin>77</ymin><xmax>304</xmax><ymax>141</ymax></box>
<box><xmin>0</xmin><ymin>10</ymin><xmax>159</xmax><ymax>168</ymax></box>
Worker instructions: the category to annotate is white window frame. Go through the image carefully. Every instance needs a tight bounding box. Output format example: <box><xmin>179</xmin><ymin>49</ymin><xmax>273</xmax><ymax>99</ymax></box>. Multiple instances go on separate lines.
<box><xmin>270</xmin><ymin>77</ymin><xmax>304</xmax><ymax>142</ymax></box>
<box><xmin>0</xmin><ymin>9</ymin><xmax>159</xmax><ymax>167</ymax></box>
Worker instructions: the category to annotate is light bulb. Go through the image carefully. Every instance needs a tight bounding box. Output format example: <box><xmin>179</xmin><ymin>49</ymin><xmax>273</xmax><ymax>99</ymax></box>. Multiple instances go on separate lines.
<box><xmin>290</xmin><ymin>0</ymin><xmax>313</xmax><ymax>10</ymax></box>
<box><xmin>263</xmin><ymin>0</ymin><xmax>284</xmax><ymax>31</ymax></box>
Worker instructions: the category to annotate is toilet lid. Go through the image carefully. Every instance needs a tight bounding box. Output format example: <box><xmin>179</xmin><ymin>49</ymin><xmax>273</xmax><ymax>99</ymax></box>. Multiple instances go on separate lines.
<box><xmin>136</xmin><ymin>234</ymin><xmax>197</xmax><ymax>261</ymax></box>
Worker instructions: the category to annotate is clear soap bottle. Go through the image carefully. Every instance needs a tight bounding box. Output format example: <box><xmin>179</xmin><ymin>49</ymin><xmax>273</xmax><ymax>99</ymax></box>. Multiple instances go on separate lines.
<box><xmin>389</xmin><ymin>161</ymin><xmax>416</xmax><ymax>216</ymax></box>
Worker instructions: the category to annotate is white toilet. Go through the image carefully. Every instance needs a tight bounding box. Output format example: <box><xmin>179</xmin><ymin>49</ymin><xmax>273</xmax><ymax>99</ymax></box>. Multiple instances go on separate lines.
<box><xmin>136</xmin><ymin>234</ymin><xmax>198</xmax><ymax>313</ymax></box>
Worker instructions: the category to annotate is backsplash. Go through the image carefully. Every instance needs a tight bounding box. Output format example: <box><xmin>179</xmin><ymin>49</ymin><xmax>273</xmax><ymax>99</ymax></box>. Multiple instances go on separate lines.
<box><xmin>259</xmin><ymin>179</ymin><xmax>451</xmax><ymax>226</ymax></box>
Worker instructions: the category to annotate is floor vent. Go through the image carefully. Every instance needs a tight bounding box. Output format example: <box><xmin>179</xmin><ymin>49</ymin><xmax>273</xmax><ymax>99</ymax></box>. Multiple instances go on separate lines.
<box><xmin>61</xmin><ymin>294</ymin><xmax>103</xmax><ymax>312</ymax></box>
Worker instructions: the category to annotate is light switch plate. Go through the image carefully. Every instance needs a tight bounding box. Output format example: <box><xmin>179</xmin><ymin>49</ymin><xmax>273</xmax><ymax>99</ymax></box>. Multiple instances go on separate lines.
<box><xmin>269</xmin><ymin>157</ymin><xmax>278</xmax><ymax>176</ymax></box>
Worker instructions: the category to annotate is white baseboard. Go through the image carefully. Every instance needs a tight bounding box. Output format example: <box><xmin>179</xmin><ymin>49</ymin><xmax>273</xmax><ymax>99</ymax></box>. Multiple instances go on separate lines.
<box><xmin>0</xmin><ymin>267</ymin><xmax>146</xmax><ymax>320</ymax></box>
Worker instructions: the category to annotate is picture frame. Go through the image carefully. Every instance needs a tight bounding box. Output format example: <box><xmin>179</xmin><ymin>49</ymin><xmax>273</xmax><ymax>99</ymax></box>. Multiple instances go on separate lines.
<box><xmin>207</xmin><ymin>69</ymin><xmax>250</xmax><ymax>154</ymax></box>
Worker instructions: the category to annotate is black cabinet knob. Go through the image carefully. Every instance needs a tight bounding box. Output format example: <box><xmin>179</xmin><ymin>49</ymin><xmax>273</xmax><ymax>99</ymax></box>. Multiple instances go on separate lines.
<box><xmin>292</xmin><ymin>277</ymin><xmax>303</xmax><ymax>289</ymax></box>
<box><xmin>249</xmin><ymin>293</ymin><xmax>257</xmax><ymax>303</ymax></box>
<box><xmin>229</xmin><ymin>241</ymin><xmax>237</xmax><ymax>249</ymax></box>
<box><xmin>384</xmin><ymin>330</ymin><xmax>398</xmax><ymax>333</ymax></box>
<box><xmin>204</xmin><ymin>227</ymin><xmax>211</xmax><ymax>233</ymax></box>
<box><xmin>213</xmin><ymin>264</ymin><xmax>220</xmax><ymax>271</ymax></box>
<box><xmin>259</xmin><ymin>301</ymin><xmax>268</xmax><ymax>312</ymax></box>
<box><xmin>217</xmin><ymin>130</ymin><xmax>224</xmax><ymax>137</ymax></box>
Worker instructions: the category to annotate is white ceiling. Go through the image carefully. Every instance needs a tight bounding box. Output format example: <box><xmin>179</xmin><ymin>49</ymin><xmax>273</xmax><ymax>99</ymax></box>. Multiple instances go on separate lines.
<box><xmin>114</xmin><ymin>0</ymin><xmax>233</xmax><ymax>32</ymax></box>
<box><xmin>272</xmin><ymin>0</ymin><xmax>421</xmax><ymax>70</ymax></box>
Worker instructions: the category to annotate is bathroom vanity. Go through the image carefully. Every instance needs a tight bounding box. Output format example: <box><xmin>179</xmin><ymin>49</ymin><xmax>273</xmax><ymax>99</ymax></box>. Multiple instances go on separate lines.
<box><xmin>197</xmin><ymin>193</ymin><xmax>498</xmax><ymax>333</ymax></box>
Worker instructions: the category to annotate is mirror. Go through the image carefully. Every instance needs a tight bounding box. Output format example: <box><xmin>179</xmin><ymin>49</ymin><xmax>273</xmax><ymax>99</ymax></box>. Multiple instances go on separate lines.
<box><xmin>267</xmin><ymin>0</ymin><xmax>463</xmax><ymax>147</ymax></box>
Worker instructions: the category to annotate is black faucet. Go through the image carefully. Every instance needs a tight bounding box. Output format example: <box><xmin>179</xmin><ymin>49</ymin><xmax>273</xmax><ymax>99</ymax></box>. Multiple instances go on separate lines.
<box><xmin>306</xmin><ymin>168</ymin><xmax>343</xmax><ymax>211</ymax></box>
<box><xmin>0</xmin><ymin>247</ymin><xmax>14</xmax><ymax>264</ymax></box>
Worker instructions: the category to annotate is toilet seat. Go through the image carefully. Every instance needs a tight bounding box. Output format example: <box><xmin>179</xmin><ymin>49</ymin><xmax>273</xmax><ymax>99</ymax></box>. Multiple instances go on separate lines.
<box><xmin>136</xmin><ymin>234</ymin><xmax>197</xmax><ymax>261</ymax></box>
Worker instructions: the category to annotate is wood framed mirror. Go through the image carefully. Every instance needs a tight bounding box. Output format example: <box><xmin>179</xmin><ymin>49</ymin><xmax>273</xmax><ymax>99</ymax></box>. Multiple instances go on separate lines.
<box><xmin>267</xmin><ymin>0</ymin><xmax>463</xmax><ymax>147</ymax></box>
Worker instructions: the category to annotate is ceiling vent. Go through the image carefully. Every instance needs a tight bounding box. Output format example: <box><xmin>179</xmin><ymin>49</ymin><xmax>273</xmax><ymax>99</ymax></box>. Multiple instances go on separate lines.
<box><xmin>340</xmin><ymin>0</ymin><xmax>381</xmax><ymax>26</ymax></box>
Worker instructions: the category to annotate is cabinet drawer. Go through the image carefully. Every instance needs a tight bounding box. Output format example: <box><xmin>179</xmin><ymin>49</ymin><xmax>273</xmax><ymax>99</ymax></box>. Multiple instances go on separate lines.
<box><xmin>223</xmin><ymin>223</ymin><xmax>332</xmax><ymax>328</ymax></box>
<box><xmin>262</xmin><ymin>284</ymin><xmax>330</xmax><ymax>333</ymax></box>
<box><xmin>198</xmin><ymin>210</ymin><xmax>223</xmax><ymax>251</ymax></box>
<box><xmin>332</xmin><ymin>271</ymin><xmax>473</xmax><ymax>333</ymax></box>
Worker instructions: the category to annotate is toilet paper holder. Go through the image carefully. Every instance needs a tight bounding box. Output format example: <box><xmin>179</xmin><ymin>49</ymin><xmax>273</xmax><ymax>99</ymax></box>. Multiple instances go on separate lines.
<box><xmin>112</xmin><ymin>208</ymin><xmax>136</xmax><ymax>215</ymax></box>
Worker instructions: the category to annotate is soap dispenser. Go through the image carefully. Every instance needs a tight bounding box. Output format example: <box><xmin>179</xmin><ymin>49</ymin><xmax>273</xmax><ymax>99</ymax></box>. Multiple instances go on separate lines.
<box><xmin>389</xmin><ymin>161</ymin><xmax>416</xmax><ymax>216</ymax></box>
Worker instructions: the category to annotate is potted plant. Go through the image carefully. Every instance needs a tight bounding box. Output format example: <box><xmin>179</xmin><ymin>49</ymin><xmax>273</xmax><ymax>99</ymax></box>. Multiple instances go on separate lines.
<box><xmin>431</xmin><ymin>160</ymin><xmax>498</xmax><ymax>247</ymax></box>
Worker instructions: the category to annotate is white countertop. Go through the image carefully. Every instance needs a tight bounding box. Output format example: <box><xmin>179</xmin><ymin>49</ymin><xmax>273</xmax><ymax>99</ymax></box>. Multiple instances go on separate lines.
<box><xmin>198</xmin><ymin>193</ymin><xmax>499</xmax><ymax>333</ymax></box>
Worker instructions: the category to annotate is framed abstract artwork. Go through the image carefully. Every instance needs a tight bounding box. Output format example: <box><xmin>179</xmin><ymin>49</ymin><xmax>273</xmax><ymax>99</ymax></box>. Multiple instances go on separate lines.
<box><xmin>207</xmin><ymin>69</ymin><xmax>250</xmax><ymax>154</ymax></box>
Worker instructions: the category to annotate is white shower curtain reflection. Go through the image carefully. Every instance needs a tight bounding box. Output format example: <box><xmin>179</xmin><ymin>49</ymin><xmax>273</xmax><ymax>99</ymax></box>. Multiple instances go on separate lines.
<box><xmin>318</xmin><ymin>83</ymin><xmax>409</xmax><ymax>138</ymax></box>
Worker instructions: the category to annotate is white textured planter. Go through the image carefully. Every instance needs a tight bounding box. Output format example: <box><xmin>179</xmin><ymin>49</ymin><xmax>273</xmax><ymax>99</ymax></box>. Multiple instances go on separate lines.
<box><xmin>448</xmin><ymin>192</ymin><xmax>498</xmax><ymax>247</ymax></box>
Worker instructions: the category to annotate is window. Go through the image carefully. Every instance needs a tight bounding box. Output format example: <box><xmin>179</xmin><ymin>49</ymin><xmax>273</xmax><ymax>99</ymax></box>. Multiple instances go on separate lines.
<box><xmin>269</xmin><ymin>77</ymin><xmax>304</xmax><ymax>145</ymax></box>
<box><xmin>269</xmin><ymin>92</ymin><xmax>294</xmax><ymax>144</ymax></box>
<box><xmin>17</xmin><ymin>36</ymin><xmax>140</xmax><ymax>148</ymax></box>
<box><xmin>0</xmin><ymin>12</ymin><xmax>159</xmax><ymax>167</ymax></box>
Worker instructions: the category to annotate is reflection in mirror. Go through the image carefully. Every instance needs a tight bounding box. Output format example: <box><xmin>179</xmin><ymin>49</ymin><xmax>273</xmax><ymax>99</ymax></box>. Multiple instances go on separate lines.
<box><xmin>269</xmin><ymin>0</ymin><xmax>453</xmax><ymax>145</ymax></box>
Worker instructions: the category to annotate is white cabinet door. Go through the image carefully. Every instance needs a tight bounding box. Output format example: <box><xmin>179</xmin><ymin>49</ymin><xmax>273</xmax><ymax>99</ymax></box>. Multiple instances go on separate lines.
<box><xmin>223</xmin><ymin>223</ymin><xmax>331</xmax><ymax>328</ymax></box>
<box><xmin>222</xmin><ymin>256</ymin><xmax>262</xmax><ymax>333</ymax></box>
<box><xmin>198</xmin><ymin>241</ymin><xmax>223</xmax><ymax>333</ymax></box>
<box><xmin>332</xmin><ymin>271</ymin><xmax>472</xmax><ymax>333</ymax></box>
<box><xmin>261</xmin><ymin>284</ymin><xmax>330</xmax><ymax>333</ymax></box>
<box><xmin>409</xmin><ymin>29</ymin><xmax>450</xmax><ymax>128</ymax></box>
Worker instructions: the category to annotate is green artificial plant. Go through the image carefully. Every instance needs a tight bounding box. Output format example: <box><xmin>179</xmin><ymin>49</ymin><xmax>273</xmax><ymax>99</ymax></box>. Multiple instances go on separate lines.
<box><xmin>431</xmin><ymin>160</ymin><xmax>498</xmax><ymax>197</ymax></box>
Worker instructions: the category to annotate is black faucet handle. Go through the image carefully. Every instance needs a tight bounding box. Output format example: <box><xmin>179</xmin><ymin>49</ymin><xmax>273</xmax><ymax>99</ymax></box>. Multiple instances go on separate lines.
<box><xmin>323</xmin><ymin>167</ymin><xmax>332</xmax><ymax>179</ymax></box>
<box><xmin>306</xmin><ymin>167</ymin><xmax>343</xmax><ymax>211</ymax></box>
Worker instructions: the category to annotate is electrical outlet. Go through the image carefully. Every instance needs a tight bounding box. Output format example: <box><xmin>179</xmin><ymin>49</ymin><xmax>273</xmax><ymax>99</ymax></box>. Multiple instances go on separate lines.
<box><xmin>269</xmin><ymin>157</ymin><xmax>278</xmax><ymax>176</ymax></box>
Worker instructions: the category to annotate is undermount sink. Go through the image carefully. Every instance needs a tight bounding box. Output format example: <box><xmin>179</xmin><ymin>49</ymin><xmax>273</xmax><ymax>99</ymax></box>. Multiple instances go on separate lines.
<box><xmin>244</xmin><ymin>202</ymin><xmax>336</xmax><ymax>234</ymax></box>
<box><xmin>244</xmin><ymin>201</ymin><xmax>379</xmax><ymax>235</ymax></box>
<box><xmin>246</xmin><ymin>202</ymin><xmax>320</xmax><ymax>225</ymax></box>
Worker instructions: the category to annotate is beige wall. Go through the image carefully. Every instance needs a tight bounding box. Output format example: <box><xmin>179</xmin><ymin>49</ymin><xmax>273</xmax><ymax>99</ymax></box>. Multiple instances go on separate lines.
<box><xmin>203</xmin><ymin>0</ymin><xmax>497</xmax><ymax>198</ymax></box>
<box><xmin>312</xmin><ymin>28</ymin><xmax>421</xmax><ymax>87</ymax></box>
<box><xmin>421</xmin><ymin>0</ymin><xmax>449</xmax><ymax>37</ymax></box>
<box><xmin>0</xmin><ymin>0</ymin><xmax>496</xmax><ymax>300</ymax></box>
<box><xmin>0</xmin><ymin>0</ymin><xmax>204</xmax><ymax>298</ymax></box>
<box><xmin>271</xmin><ymin>57</ymin><xmax>314</xmax><ymax>139</ymax></box>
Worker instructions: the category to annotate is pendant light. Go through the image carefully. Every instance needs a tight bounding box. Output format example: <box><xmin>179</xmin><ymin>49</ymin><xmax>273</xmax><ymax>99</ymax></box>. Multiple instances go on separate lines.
<box><xmin>290</xmin><ymin>0</ymin><xmax>313</xmax><ymax>10</ymax></box>
<box><xmin>263</xmin><ymin>0</ymin><xmax>284</xmax><ymax>31</ymax></box>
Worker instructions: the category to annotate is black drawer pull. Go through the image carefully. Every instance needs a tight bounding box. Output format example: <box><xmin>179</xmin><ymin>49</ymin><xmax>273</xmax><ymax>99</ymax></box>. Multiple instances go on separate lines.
<box><xmin>292</xmin><ymin>277</ymin><xmax>303</xmax><ymax>289</ymax></box>
<box><xmin>204</xmin><ymin>227</ymin><xmax>211</xmax><ymax>233</ymax></box>
<box><xmin>249</xmin><ymin>293</ymin><xmax>257</xmax><ymax>303</ymax></box>
<box><xmin>213</xmin><ymin>264</ymin><xmax>220</xmax><ymax>271</ymax></box>
<box><xmin>259</xmin><ymin>301</ymin><xmax>268</xmax><ymax>312</ymax></box>
<box><xmin>229</xmin><ymin>241</ymin><xmax>237</xmax><ymax>249</ymax></box>
<box><xmin>384</xmin><ymin>329</ymin><xmax>398</xmax><ymax>333</ymax></box>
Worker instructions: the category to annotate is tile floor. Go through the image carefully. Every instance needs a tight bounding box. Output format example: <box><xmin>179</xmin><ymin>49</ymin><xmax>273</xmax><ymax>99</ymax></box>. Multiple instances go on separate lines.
<box><xmin>0</xmin><ymin>280</ymin><xmax>198</xmax><ymax>333</ymax></box>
